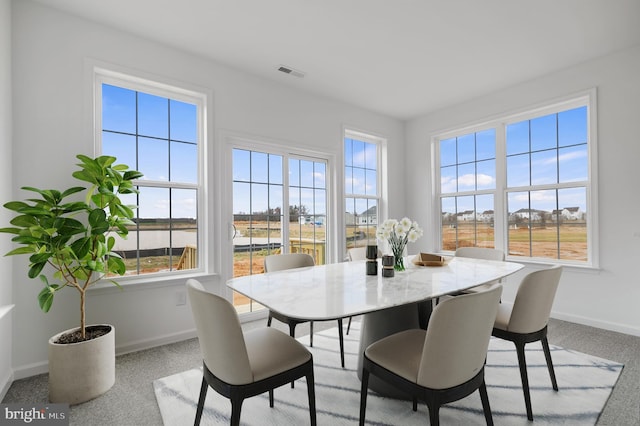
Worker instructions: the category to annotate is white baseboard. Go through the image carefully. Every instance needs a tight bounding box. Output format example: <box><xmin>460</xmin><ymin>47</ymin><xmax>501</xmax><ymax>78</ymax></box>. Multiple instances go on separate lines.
<box><xmin>12</xmin><ymin>329</ymin><xmax>199</xmax><ymax>381</ymax></box>
<box><xmin>0</xmin><ymin>368</ymin><xmax>14</xmax><ymax>402</ymax></box>
<box><xmin>552</xmin><ymin>311</ymin><xmax>640</xmax><ymax>337</ymax></box>
<box><xmin>11</xmin><ymin>360</ymin><xmax>48</xmax><ymax>381</ymax></box>
<box><xmin>115</xmin><ymin>328</ymin><xmax>198</xmax><ymax>357</ymax></box>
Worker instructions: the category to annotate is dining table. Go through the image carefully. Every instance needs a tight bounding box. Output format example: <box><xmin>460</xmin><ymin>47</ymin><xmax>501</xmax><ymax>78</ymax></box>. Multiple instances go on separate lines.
<box><xmin>227</xmin><ymin>254</ymin><xmax>524</xmax><ymax>397</ymax></box>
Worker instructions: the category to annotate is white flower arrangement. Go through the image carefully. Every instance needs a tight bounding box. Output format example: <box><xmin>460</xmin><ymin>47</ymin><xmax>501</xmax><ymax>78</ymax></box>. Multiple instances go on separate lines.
<box><xmin>376</xmin><ymin>217</ymin><xmax>423</xmax><ymax>270</ymax></box>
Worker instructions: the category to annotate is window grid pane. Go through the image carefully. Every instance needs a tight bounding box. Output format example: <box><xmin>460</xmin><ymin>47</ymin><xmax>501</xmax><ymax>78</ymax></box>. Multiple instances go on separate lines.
<box><xmin>439</xmin><ymin>101</ymin><xmax>589</xmax><ymax>263</ymax></box>
<box><xmin>101</xmin><ymin>82</ymin><xmax>200</xmax><ymax>276</ymax></box>
<box><xmin>344</xmin><ymin>135</ymin><xmax>379</xmax><ymax>254</ymax></box>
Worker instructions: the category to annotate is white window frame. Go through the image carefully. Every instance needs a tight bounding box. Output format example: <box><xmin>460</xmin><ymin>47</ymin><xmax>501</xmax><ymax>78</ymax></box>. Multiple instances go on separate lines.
<box><xmin>432</xmin><ymin>90</ymin><xmax>599</xmax><ymax>268</ymax></box>
<box><xmin>92</xmin><ymin>66</ymin><xmax>212</xmax><ymax>284</ymax></box>
<box><xmin>222</xmin><ymin>133</ymin><xmax>336</xmax><ymax>289</ymax></box>
<box><xmin>343</xmin><ymin>129</ymin><xmax>387</xmax><ymax>259</ymax></box>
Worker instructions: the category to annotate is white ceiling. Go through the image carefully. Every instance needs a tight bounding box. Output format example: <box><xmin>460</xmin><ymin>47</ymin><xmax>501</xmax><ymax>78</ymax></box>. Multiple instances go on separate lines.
<box><xmin>32</xmin><ymin>0</ymin><xmax>640</xmax><ymax>120</ymax></box>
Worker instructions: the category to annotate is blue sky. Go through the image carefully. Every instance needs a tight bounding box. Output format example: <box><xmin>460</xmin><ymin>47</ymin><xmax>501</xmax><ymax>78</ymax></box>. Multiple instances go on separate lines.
<box><xmin>440</xmin><ymin>106</ymin><xmax>588</xmax><ymax>215</ymax></box>
<box><xmin>232</xmin><ymin>149</ymin><xmax>327</xmax><ymax>218</ymax></box>
<box><xmin>102</xmin><ymin>84</ymin><xmax>198</xmax><ymax>219</ymax></box>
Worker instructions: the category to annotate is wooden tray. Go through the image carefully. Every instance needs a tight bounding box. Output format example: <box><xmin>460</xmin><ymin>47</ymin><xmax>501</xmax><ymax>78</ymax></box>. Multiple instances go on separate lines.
<box><xmin>412</xmin><ymin>252</ymin><xmax>448</xmax><ymax>267</ymax></box>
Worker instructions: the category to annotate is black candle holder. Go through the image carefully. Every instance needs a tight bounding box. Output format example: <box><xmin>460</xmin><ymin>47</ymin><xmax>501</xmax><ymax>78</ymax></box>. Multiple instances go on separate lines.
<box><xmin>366</xmin><ymin>245</ymin><xmax>378</xmax><ymax>275</ymax></box>
<box><xmin>366</xmin><ymin>245</ymin><xmax>378</xmax><ymax>260</ymax></box>
<box><xmin>381</xmin><ymin>255</ymin><xmax>394</xmax><ymax>277</ymax></box>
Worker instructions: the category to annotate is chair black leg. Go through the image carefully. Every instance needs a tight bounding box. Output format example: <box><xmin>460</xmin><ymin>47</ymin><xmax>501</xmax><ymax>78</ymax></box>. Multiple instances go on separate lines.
<box><xmin>541</xmin><ymin>336</ymin><xmax>559</xmax><ymax>391</ymax></box>
<box><xmin>306</xmin><ymin>368</ymin><xmax>317</xmax><ymax>426</ymax></box>
<box><xmin>269</xmin><ymin>389</ymin><xmax>274</xmax><ymax>408</ymax></box>
<box><xmin>515</xmin><ymin>342</ymin><xmax>534</xmax><ymax>421</ymax></box>
<box><xmin>337</xmin><ymin>318</ymin><xmax>345</xmax><ymax>368</ymax></box>
<box><xmin>479</xmin><ymin>379</ymin><xmax>494</xmax><ymax>426</ymax></box>
<box><xmin>194</xmin><ymin>377</ymin><xmax>208</xmax><ymax>426</ymax></box>
<box><xmin>412</xmin><ymin>396</ymin><xmax>418</xmax><ymax>411</ymax></box>
<box><xmin>289</xmin><ymin>323</ymin><xmax>298</xmax><ymax>389</ymax></box>
<box><xmin>267</xmin><ymin>312</ymin><xmax>272</xmax><ymax>327</ymax></box>
<box><xmin>359</xmin><ymin>369</ymin><xmax>370</xmax><ymax>426</ymax></box>
<box><xmin>230</xmin><ymin>397</ymin><xmax>243</xmax><ymax>426</ymax></box>
<box><xmin>310</xmin><ymin>321</ymin><xmax>314</xmax><ymax>347</ymax></box>
<box><xmin>346</xmin><ymin>316</ymin><xmax>352</xmax><ymax>335</ymax></box>
<box><xmin>427</xmin><ymin>401</ymin><xmax>441</xmax><ymax>426</ymax></box>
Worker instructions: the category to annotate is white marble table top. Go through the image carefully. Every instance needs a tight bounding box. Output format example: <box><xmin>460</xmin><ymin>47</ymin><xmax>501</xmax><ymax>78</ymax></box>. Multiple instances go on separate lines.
<box><xmin>227</xmin><ymin>256</ymin><xmax>523</xmax><ymax>321</ymax></box>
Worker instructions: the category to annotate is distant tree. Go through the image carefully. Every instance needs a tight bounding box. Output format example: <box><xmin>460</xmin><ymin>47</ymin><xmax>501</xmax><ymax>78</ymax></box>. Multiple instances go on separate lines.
<box><xmin>289</xmin><ymin>204</ymin><xmax>309</xmax><ymax>222</ymax></box>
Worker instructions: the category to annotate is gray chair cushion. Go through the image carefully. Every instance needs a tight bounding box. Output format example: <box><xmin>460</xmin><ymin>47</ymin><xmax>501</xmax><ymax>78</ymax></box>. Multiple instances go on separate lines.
<box><xmin>245</xmin><ymin>327</ymin><xmax>311</xmax><ymax>382</ymax></box>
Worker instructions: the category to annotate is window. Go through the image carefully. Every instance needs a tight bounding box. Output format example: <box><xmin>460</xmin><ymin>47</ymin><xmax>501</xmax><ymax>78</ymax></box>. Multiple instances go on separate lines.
<box><xmin>440</xmin><ymin>129</ymin><xmax>497</xmax><ymax>250</ymax></box>
<box><xmin>231</xmin><ymin>146</ymin><xmax>329</xmax><ymax>313</ymax></box>
<box><xmin>344</xmin><ymin>131</ymin><xmax>382</xmax><ymax>254</ymax></box>
<box><xmin>96</xmin><ymin>70</ymin><xmax>205</xmax><ymax>276</ymax></box>
<box><xmin>436</xmin><ymin>93</ymin><xmax>596</xmax><ymax>266</ymax></box>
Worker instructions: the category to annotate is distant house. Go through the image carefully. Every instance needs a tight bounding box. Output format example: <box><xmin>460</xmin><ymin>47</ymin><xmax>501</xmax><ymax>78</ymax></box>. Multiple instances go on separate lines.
<box><xmin>357</xmin><ymin>206</ymin><xmax>377</xmax><ymax>225</ymax></box>
<box><xmin>457</xmin><ymin>210</ymin><xmax>476</xmax><ymax>221</ymax></box>
<box><xmin>552</xmin><ymin>207</ymin><xmax>583</xmax><ymax>221</ymax></box>
<box><xmin>478</xmin><ymin>210</ymin><xmax>494</xmax><ymax>222</ymax></box>
<box><xmin>511</xmin><ymin>208</ymin><xmax>545</xmax><ymax>221</ymax></box>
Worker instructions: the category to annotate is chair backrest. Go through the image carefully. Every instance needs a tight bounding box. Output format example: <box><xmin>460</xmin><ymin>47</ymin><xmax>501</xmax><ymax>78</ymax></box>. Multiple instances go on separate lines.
<box><xmin>347</xmin><ymin>247</ymin><xmax>382</xmax><ymax>261</ymax></box>
<box><xmin>264</xmin><ymin>253</ymin><xmax>315</xmax><ymax>272</ymax></box>
<box><xmin>418</xmin><ymin>284</ymin><xmax>502</xmax><ymax>389</ymax></box>
<box><xmin>455</xmin><ymin>247</ymin><xmax>505</xmax><ymax>261</ymax></box>
<box><xmin>507</xmin><ymin>265</ymin><xmax>563</xmax><ymax>334</ymax></box>
<box><xmin>186</xmin><ymin>279</ymin><xmax>253</xmax><ymax>385</ymax></box>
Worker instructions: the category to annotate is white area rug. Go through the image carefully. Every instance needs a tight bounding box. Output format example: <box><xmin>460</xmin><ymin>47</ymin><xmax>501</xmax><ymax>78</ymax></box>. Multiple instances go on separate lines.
<box><xmin>153</xmin><ymin>322</ymin><xmax>622</xmax><ymax>425</ymax></box>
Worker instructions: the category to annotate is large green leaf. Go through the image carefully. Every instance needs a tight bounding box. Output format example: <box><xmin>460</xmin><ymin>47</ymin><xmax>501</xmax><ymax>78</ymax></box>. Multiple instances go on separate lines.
<box><xmin>96</xmin><ymin>155</ymin><xmax>116</xmax><ymax>168</ymax></box>
<box><xmin>5</xmin><ymin>246</ymin><xmax>36</xmax><ymax>256</ymax></box>
<box><xmin>38</xmin><ymin>280</ymin><xmax>60</xmax><ymax>313</ymax></box>
<box><xmin>89</xmin><ymin>209</ymin><xmax>109</xmax><ymax>235</ymax></box>
<box><xmin>29</xmin><ymin>252</ymin><xmax>52</xmax><ymax>264</ymax></box>
<box><xmin>123</xmin><ymin>170</ymin><xmax>144</xmax><ymax>181</ymax></box>
<box><xmin>71</xmin><ymin>170</ymin><xmax>95</xmax><ymax>184</ymax></box>
<box><xmin>28</xmin><ymin>262</ymin><xmax>46</xmax><ymax>279</ymax></box>
<box><xmin>60</xmin><ymin>186</ymin><xmax>86</xmax><ymax>198</ymax></box>
<box><xmin>70</xmin><ymin>236</ymin><xmax>91</xmax><ymax>259</ymax></box>
<box><xmin>0</xmin><ymin>227</ymin><xmax>21</xmax><ymax>235</ymax></box>
<box><xmin>60</xmin><ymin>201</ymin><xmax>89</xmax><ymax>213</ymax></box>
<box><xmin>88</xmin><ymin>208</ymin><xmax>107</xmax><ymax>225</ymax></box>
<box><xmin>10</xmin><ymin>215</ymin><xmax>38</xmax><ymax>228</ymax></box>
<box><xmin>107</xmin><ymin>256</ymin><xmax>126</xmax><ymax>275</ymax></box>
<box><xmin>115</xmin><ymin>204</ymin><xmax>134</xmax><ymax>219</ymax></box>
<box><xmin>18</xmin><ymin>206</ymin><xmax>54</xmax><ymax>217</ymax></box>
<box><xmin>3</xmin><ymin>201</ymin><xmax>30</xmax><ymax>212</ymax></box>
<box><xmin>56</xmin><ymin>217</ymin><xmax>86</xmax><ymax>235</ymax></box>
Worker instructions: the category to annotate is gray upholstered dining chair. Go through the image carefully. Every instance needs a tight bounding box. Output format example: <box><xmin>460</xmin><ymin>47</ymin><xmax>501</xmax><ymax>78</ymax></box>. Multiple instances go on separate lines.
<box><xmin>432</xmin><ymin>247</ymin><xmax>505</xmax><ymax>306</ymax></box>
<box><xmin>347</xmin><ymin>246</ymin><xmax>381</xmax><ymax>261</ymax></box>
<box><xmin>359</xmin><ymin>284</ymin><xmax>503</xmax><ymax>426</ymax></box>
<box><xmin>455</xmin><ymin>247</ymin><xmax>505</xmax><ymax>292</ymax></box>
<box><xmin>264</xmin><ymin>253</ymin><xmax>346</xmax><ymax>368</ymax></box>
<box><xmin>491</xmin><ymin>265</ymin><xmax>562</xmax><ymax>421</ymax></box>
<box><xmin>186</xmin><ymin>279</ymin><xmax>317</xmax><ymax>426</ymax></box>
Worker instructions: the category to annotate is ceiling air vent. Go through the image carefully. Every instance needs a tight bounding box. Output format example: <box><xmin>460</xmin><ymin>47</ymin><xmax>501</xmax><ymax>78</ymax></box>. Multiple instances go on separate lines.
<box><xmin>277</xmin><ymin>65</ymin><xmax>305</xmax><ymax>78</ymax></box>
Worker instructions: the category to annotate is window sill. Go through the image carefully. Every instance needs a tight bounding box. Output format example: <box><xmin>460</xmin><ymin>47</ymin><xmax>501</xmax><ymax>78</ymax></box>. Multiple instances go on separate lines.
<box><xmin>88</xmin><ymin>271</ymin><xmax>219</xmax><ymax>294</ymax></box>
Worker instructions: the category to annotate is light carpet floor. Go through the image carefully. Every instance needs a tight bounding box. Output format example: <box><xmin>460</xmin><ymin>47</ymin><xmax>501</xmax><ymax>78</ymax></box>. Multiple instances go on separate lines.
<box><xmin>154</xmin><ymin>322</ymin><xmax>623</xmax><ymax>425</ymax></box>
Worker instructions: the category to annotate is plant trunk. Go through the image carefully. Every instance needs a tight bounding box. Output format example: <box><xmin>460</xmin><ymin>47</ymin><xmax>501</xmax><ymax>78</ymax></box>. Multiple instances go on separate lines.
<box><xmin>80</xmin><ymin>289</ymin><xmax>86</xmax><ymax>339</ymax></box>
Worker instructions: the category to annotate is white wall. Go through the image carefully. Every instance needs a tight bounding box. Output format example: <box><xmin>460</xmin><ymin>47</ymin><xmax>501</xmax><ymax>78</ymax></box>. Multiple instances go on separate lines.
<box><xmin>0</xmin><ymin>0</ymin><xmax>14</xmax><ymax>401</ymax></box>
<box><xmin>406</xmin><ymin>44</ymin><xmax>640</xmax><ymax>336</ymax></box>
<box><xmin>9</xmin><ymin>0</ymin><xmax>405</xmax><ymax>378</ymax></box>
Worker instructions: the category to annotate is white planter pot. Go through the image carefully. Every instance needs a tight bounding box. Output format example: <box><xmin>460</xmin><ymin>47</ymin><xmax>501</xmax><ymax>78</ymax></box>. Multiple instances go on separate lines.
<box><xmin>48</xmin><ymin>324</ymin><xmax>115</xmax><ymax>404</ymax></box>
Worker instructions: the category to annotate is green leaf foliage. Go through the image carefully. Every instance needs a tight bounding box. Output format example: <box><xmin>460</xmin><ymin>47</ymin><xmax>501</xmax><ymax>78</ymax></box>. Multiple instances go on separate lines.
<box><xmin>2</xmin><ymin>154</ymin><xmax>143</xmax><ymax>323</ymax></box>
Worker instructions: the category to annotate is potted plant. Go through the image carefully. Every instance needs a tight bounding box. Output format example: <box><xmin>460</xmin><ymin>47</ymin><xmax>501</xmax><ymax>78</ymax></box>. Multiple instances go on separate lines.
<box><xmin>0</xmin><ymin>154</ymin><xmax>142</xmax><ymax>404</ymax></box>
